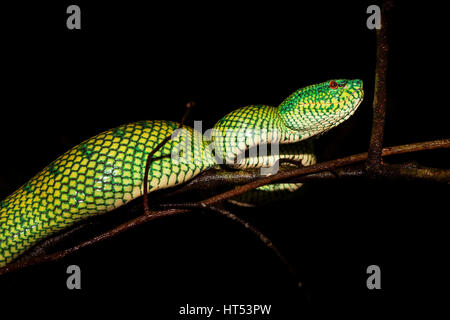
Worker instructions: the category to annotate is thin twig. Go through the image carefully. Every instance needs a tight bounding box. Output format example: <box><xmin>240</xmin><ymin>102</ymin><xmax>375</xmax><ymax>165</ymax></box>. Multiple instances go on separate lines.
<box><xmin>206</xmin><ymin>205</ymin><xmax>303</xmax><ymax>288</ymax></box>
<box><xmin>159</xmin><ymin>202</ymin><xmax>302</xmax><ymax>286</ymax></box>
<box><xmin>143</xmin><ymin>102</ymin><xmax>194</xmax><ymax>214</ymax></box>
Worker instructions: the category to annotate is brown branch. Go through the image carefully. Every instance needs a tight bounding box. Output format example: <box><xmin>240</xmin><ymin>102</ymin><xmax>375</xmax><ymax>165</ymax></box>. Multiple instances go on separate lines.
<box><xmin>172</xmin><ymin>162</ymin><xmax>450</xmax><ymax>193</ymax></box>
<box><xmin>1</xmin><ymin>138</ymin><xmax>448</xmax><ymax>276</ymax></box>
<box><xmin>380</xmin><ymin>163</ymin><xmax>450</xmax><ymax>183</ymax></box>
<box><xmin>201</xmin><ymin>139</ymin><xmax>450</xmax><ymax>205</ymax></box>
<box><xmin>15</xmin><ymin>222</ymin><xmax>93</xmax><ymax>262</ymax></box>
<box><xmin>0</xmin><ymin>209</ymin><xmax>188</xmax><ymax>275</ymax></box>
<box><xmin>367</xmin><ymin>0</ymin><xmax>394</xmax><ymax>174</ymax></box>
<box><xmin>164</xmin><ymin>139</ymin><xmax>450</xmax><ymax>195</ymax></box>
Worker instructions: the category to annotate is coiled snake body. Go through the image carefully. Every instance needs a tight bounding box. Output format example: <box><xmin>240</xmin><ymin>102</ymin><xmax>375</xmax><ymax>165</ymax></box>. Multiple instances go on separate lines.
<box><xmin>0</xmin><ymin>79</ymin><xmax>363</xmax><ymax>267</ymax></box>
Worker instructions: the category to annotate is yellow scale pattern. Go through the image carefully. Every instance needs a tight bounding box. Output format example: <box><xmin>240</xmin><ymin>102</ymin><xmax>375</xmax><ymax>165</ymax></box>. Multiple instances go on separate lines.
<box><xmin>0</xmin><ymin>120</ymin><xmax>213</xmax><ymax>267</ymax></box>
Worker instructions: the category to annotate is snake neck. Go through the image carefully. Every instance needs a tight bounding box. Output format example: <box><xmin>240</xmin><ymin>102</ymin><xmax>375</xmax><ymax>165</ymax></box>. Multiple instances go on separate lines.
<box><xmin>210</xmin><ymin>105</ymin><xmax>307</xmax><ymax>166</ymax></box>
<box><xmin>214</xmin><ymin>104</ymin><xmax>304</xmax><ymax>139</ymax></box>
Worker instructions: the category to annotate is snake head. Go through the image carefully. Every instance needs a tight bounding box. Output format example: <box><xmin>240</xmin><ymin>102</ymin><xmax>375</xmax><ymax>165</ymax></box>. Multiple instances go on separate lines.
<box><xmin>278</xmin><ymin>79</ymin><xmax>364</xmax><ymax>139</ymax></box>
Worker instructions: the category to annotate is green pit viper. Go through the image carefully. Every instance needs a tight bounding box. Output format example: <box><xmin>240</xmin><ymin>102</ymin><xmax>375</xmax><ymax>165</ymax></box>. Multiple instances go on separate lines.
<box><xmin>0</xmin><ymin>79</ymin><xmax>363</xmax><ymax>267</ymax></box>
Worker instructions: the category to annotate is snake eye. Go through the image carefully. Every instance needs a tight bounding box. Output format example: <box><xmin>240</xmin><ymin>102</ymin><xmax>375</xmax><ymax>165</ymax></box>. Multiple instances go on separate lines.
<box><xmin>329</xmin><ymin>81</ymin><xmax>338</xmax><ymax>89</ymax></box>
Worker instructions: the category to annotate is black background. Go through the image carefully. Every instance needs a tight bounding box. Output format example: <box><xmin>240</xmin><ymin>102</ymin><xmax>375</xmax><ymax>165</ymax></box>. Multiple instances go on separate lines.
<box><xmin>0</xmin><ymin>1</ymin><xmax>448</xmax><ymax>318</ymax></box>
